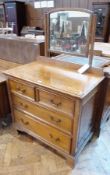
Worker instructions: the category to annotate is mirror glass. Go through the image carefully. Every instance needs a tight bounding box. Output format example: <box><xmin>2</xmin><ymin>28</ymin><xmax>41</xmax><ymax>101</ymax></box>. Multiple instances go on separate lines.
<box><xmin>49</xmin><ymin>11</ymin><xmax>91</xmax><ymax>56</ymax></box>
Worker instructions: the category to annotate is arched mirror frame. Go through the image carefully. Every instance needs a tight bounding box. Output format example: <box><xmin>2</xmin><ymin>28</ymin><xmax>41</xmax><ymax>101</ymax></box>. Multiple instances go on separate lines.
<box><xmin>45</xmin><ymin>8</ymin><xmax>96</xmax><ymax>71</ymax></box>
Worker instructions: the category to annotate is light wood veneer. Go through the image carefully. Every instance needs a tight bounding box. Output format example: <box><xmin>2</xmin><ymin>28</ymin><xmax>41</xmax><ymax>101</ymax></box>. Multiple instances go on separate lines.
<box><xmin>4</xmin><ymin>56</ymin><xmax>104</xmax><ymax>167</ymax></box>
<box><xmin>9</xmin><ymin>79</ymin><xmax>35</xmax><ymax>100</ymax></box>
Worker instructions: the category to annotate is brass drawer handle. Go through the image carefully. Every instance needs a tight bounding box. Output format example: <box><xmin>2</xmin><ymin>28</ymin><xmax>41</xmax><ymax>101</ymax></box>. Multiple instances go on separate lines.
<box><xmin>16</xmin><ymin>86</ymin><xmax>26</xmax><ymax>94</ymax></box>
<box><xmin>20</xmin><ymin>102</ymin><xmax>23</xmax><ymax>106</ymax></box>
<box><xmin>50</xmin><ymin>116</ymin><xmax>61</xmax><ymax>124</ymax></box>
<box><xmin>24</xmin><ymin>104</ymin><xmax>28</xmax><ymax>109</ymax></box>
<box><xmin>19</xmin><ymin>102</ymin><xmax>28</xmax><ymax>109</ymax></box>
<box><xmin>50</xmin><ymin>99</ymin><xmax>61</xmax><ymax>107</ymax></box>
<box><xmin>20</xmin><ymin>118</ymin><xmax>29</xmax><ymax>125</ymax></box>
<box><xmin>49</xmin><ymin>133</ymin><xmax>60</xmax><ymax>142</ymax></box>
<box><xmin>16</xmin><ymin>86</ymin><xmax>21</xmax><ymax>91</ymax></box>
<box><xmin>21</xmin><ymin>89</ymin><xmax>26</xmax><ymax>94</ymax></box>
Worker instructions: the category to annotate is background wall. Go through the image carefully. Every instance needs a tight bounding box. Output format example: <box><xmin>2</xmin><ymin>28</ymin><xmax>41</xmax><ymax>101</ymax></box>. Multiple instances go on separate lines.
<box><xmin>25</xmin><ymin>0</ymin><xmax>110</xmax><ymax>29</ymax></box>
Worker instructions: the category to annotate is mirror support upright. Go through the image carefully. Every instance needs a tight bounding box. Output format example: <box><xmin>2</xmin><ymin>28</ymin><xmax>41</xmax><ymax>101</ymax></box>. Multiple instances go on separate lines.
<box><xmin>78</xmin><ymin>15</ymin><xmax>96</xmax><ymax>74</ymax></box>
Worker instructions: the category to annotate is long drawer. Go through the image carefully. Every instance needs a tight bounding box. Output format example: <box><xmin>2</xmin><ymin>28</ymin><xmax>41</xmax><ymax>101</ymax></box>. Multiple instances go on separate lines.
<box><xmin>14</xmin><ymin>109</ymin><xmax>71</xmax><ymax>153</ymax></box>
<box><xmin>12</xmin><ymin>94</ymin><xmax>72</xmax><ymax>133</ymax></box>
<box><xmin>38</xmin><ymin>89</ymin><xmax>74</xmax><ymax>115</ymax></box>
<box><xmin>9</xmin><ymin>79</ymin><xmax>35</xmax><ymax>100</ymax></box>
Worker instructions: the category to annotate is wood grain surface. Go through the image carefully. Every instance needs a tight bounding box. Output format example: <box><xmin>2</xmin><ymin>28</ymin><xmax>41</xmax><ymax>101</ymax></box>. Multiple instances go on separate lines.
<box><xmin>4</xmin><ymin>57</ymin><xmax>104</xmax><ymax>99</ymax></box>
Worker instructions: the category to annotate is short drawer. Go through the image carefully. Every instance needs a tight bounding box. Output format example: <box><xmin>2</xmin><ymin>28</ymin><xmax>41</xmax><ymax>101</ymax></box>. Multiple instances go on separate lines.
<box><xmin>9</xmin><ymin>79</ymin><xmax>35</xmax><ymax>100</ymax></box>
<box><xmin>38</xmin><ymin>89</ymin><xmax>74</xmax><ymax>115</ymax></box>
<box><xmin>12</xmin><ymin>95</ymin><xmax>72</xmax><ymax>133</ymax></box>
<box><xmin>14</xmin><ymin>109</ymin><xmax>71</xmax><ymax>153</ymax></box>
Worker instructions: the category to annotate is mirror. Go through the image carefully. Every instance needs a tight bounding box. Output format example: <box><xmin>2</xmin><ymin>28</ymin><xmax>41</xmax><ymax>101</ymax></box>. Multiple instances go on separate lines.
<box><xmin>45</xmin><ymin>9</ymin><xmax>94</xmax><ymax>57</ymax></box>
<box><xmin>45</xmin><ymin>9</ymin><xmax>96</xmax><ymax>73</ymax></box>
<box><xmin>49</xmin><ymin>11</ymin><xmax>91</xmax><ymax>56</ymax></box>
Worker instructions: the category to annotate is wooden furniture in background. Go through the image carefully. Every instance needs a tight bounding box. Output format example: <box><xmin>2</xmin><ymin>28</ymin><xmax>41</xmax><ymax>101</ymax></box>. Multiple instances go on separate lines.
<box><xmin>4</xmin><ymin>56</ymin><xmax>104</xmax><ymax>167</ymax></box>
<box><xmin>0</xmin><ymin>36</ymin><xmax>44</xmax><ymax>64</ymax></box>
<box><xmin>92</xmin><ymin>2</ymin><xmax>110</xmax><ymax>42</ymax></box>
<box><xmin>0</xmin><ymin>75</ymin><xmax>10</xmax><ymax>119</ymax></box>
<box><xmin>94</xmin><ymin>42</ymin><xmax>110</xmax><ymax>58</ymax></box>
<box><xmin>0</xmin><ymin>59</ymin><xmax>20</xmax><ymax>120</ymax></box>
<box><xmin>0</xmin><ymin>3</ymin><xmax>5</xmax><ymax>26</ymax></box>
<box><xmin>0</xmin><ymin>34</ymin><xmax>45</xmax><ymax>122</ymax></box>
<box><xmin>24</xmin><ymin>0</ymin><xmax>109</xmax><ymax>29</ymax></box>
<box><xmin>100</xmin><ymin>77</ymin><xmax>110</xmax><ymax>126</ymax></box>
<box><xmin>4</xmin><ymin>1</ymin><xmax>26</xmax><ymax>36</ymax></box>
<box><xmin>93</xmin><ymin>42</ymin><xmax>110</xmax><ymax>134</ymax></box>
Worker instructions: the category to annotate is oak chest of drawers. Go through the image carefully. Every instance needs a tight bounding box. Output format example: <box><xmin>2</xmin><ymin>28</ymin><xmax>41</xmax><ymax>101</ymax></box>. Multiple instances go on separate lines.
<box><xmin>4</xmin><ymin>57</ymin><xmax>104</xmax><ymax>166</ymax></box>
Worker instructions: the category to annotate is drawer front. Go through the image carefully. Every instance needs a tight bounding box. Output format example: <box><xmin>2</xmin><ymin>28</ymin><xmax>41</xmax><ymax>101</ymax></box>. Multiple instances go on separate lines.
<box><xmin>12</xmin><ymin>95</ymin><xmax>72</xmax><ymax>133</ymax></box>
<box><xmin>14</xmin><ymin>109</ymin><xmax>71</xmax><ymax>153</ymax></box>
<box><xmin>38</xmin><ymin>89</ymin><xmax>74</xmax><ymax>115</ymax></box>
<box><xmin>9</xmin><ymin>79</ymin><xmax>35</xmax><ymax>100</ymax></box>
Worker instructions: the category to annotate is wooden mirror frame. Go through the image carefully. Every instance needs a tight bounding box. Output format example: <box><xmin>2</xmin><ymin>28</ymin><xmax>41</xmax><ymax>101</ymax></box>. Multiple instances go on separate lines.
<box><xmin>45</xmin><ymin>8</ymin><xmax>96</xmax><ymax>72</ymax></box>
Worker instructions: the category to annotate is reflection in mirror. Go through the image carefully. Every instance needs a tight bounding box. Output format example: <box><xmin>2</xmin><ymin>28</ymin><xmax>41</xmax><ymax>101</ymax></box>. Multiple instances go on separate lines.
<box><xmin>49</xmin><ymin>11</ymin><xmax>91</xmax><ymax>56</ymax></box>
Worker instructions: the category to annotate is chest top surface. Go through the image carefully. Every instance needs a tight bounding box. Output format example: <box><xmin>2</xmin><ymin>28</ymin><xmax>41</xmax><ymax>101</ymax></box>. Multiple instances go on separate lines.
<box><xmin>4</xmin><ymin>57</ymin><xmax>104</xmax><ymax>99</ymax></box>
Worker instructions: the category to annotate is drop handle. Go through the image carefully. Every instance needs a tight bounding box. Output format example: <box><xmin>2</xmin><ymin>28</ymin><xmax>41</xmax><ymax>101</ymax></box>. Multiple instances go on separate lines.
<box><xmin>20</xmin><ymin>118</ymin><xmax>29</xmax><ymax>125</ymax></box>
<box><xmin>16</xmin><ymin>86</ymin><xmax>21</xmax><ymax>91</ymax></box>
<box><xmin>20</xmin><ymin>102</ymin><xmax>23</xmax><ymax>106</ymax></box>
<box><xmin>24</xmin><ymin>104</ymin><xmax>28</xmax><ymax>109</ymax></box>
<box><xmin>19</xmin><ymin>102</ymin><xmax>28</xmax><ymax>109</ymax></box>
<box><xmin>49</xmin><ymin>134</ymin><xmax>60</xmax><ymax>142</ymax></box>
<box><xmin>50</xmin><ymin>116</ymin><xmax>61</xmax><ymax>124</ymax></box>
<box><xmin>21</xmin><ymin>89</ymin><xmax>26</xmax><ymax>94</ymax></box>
<box><xmin>16</xmin><ymin>86</ymin><xmax>26</xmax><ymax>93</ymax></box>
<box><xmin>50</xmin><ymin>99</ymin><xmax>61</xmax><ymax>107</ymax></box>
